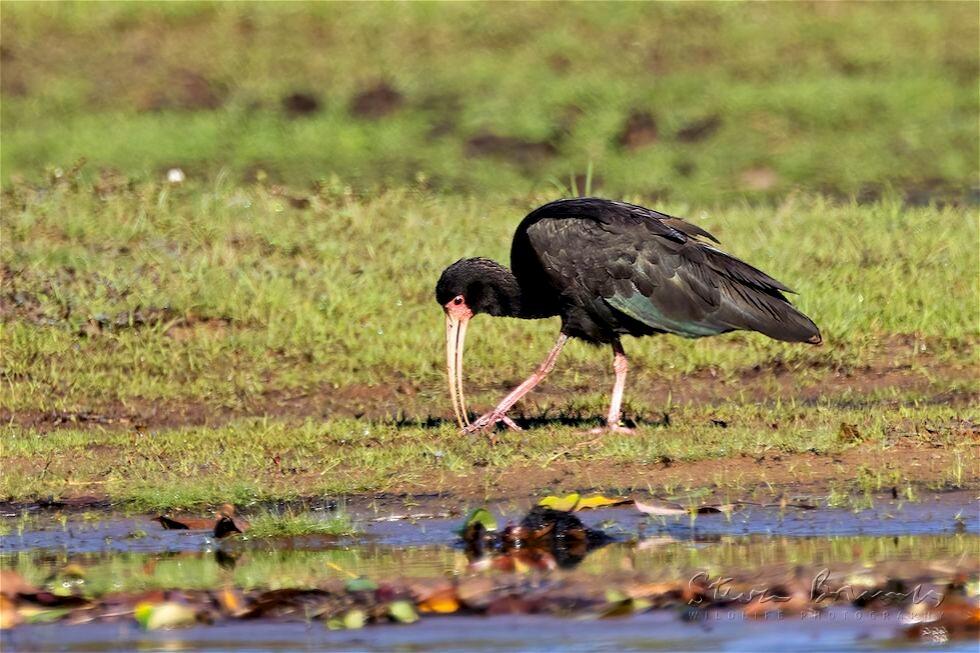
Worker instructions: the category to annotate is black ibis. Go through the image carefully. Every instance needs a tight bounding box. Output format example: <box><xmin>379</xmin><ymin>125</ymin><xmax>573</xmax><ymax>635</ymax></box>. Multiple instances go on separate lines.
<box><xmin>435</xmin><ymin>198</ymin><xmax>821</xmax><ymax>434</ymax></box>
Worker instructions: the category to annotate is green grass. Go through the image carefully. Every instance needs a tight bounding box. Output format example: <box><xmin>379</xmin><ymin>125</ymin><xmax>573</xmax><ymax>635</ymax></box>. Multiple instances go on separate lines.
<box><xmin>2</xmin><ymin>179</ymin><xmax>976</xmax><ymax>418</ymax></box>
<box><xmin>2</xmin><ymin>2</ymin><xmax>977</xmax><ymax>200</ymax></box>
<box><xmin>246</xmin><ymin>509</ymin><xmax>356</xmax><ymax>539</ymax></box>
<box><xmin>2</xmin><ymin>176</ymin><xmax>976</xmax><ymax>507</ymax></box>
<box><xmin>0</xmin><ymin>401</ymin><xmax>973</xmax><ymax>507</ymax></box>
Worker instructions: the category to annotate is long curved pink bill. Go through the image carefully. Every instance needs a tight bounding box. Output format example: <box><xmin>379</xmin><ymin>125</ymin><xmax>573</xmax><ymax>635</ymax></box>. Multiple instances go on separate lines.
<box><xmin>454</xmin><ymin>317</ymin><xmax>470</xmax><ymax>426</ymax></box>
<box><xmin>445</xmin><ymin>315</ymin><xmax>470</xmax><ymax>429</ymax></box>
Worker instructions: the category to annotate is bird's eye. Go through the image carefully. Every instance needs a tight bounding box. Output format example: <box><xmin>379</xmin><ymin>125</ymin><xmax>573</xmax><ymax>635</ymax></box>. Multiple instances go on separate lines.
<box><xmin>452</xmin><ymin>296</ymin><xmax>464</xmax><ymax>305</ymax></box>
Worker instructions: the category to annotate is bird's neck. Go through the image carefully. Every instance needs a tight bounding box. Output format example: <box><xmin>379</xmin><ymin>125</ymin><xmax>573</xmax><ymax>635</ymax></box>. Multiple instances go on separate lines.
<box><xmin>481</xmin><ymin>262</ymin><xmax>560</xmax><ymax>320</ymax></box>
<box><xmin>478</xmin><ymin>262</ymin><xmax>527</xmax><ymax>318</ymax></box>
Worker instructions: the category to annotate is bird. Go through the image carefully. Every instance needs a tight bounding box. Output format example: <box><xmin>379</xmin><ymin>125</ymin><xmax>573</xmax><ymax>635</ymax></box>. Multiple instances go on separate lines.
<box><xmin>435</xmin><ymin>197</ymin><xmax>821</xmax><ymax>435</ymax></box>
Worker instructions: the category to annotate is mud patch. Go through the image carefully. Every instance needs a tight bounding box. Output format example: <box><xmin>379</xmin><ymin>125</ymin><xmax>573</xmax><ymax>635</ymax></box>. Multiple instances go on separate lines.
<box><xmin>281</xmin><ymin>92</ymin><xmax>320</xmax><ymax>117</ymax></box>
<box><xmin>350</xmin><ymin>82</ymin><xmax>403</xmax><ymax>119</ymax></box>
<box><xmin>617</xmin><ymin>110</ymin><xmax>658</xmax><ymax>150</ymax></box>
<box><xmin>465</xmin><ymin>133</ymin><xmax>557</xmax><ymax>166</ymax></box>
<box><xmin>676</xmin><ymin>114</ymin><xmax>722</xmax><ymax>142</ymax></box>
<box><xmin>136</xmin><ymin>69</ymin><xmax>225</xmax><ymax>112</ymax></box>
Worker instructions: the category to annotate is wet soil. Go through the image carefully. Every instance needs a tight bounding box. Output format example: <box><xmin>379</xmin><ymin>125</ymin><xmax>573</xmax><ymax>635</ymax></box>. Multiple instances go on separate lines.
<box><xmin>3</xmin><ymin>346</ymin><xmax>974</xmax><ymax>434</ymax></box>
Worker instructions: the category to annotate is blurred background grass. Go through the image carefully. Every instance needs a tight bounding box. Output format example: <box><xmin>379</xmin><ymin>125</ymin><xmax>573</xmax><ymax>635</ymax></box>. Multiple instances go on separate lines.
<box><xmin>2</xmin><ymin>1</ymin><xmax>977</xmax><ymax>202</ymax></box>
<box><xmin>1</xmin><ymin>2</ymin><xmax>978</xmax><ymax>504</ymax></box>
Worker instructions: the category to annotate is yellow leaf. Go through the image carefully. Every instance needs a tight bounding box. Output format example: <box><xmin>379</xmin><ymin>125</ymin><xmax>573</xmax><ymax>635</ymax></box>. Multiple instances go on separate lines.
<box><xmin>417</xmin><ymin>590</ymin><xmax>459</xmax><ymax>614</ymax></box>
<box><xmin>537</xmin><ymin>493</ymin><xmax>579</xmax><ymax>512</ymax></box>
<box><xmin>573</xmin><ymin>495</ymin><xmax>632</xmax><ymax>510</ymax></box>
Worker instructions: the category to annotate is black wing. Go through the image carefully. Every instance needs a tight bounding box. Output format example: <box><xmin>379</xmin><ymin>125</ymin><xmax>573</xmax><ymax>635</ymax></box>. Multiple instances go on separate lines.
<box><xmin>514</xmin><ymin>198</ymin><xmax>821</xmax><ymax>343</ymax></box>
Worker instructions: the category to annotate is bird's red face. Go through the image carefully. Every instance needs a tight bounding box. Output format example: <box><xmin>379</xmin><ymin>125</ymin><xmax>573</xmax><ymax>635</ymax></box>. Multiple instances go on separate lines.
<box><xmin>444</xmin><ymin>294</ymin><xmax>474</xmax><ymax>429</ymax></box>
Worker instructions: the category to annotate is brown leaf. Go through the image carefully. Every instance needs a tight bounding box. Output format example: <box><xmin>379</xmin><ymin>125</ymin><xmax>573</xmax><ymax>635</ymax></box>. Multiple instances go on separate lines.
<box><xmin>151</xmin><ymin>516</ymin><xmax>193</xmax><ymax>530</ymax></box>
<box><xmin>456</xmin><ymin>577</ymin><xmax>494</xmax><ymax>610</ymax></box>
<box><xmin>0</xmin><ymin>594</ymin><xmax>21</xmax><ymax>629</ymax></box>
<box><xmin>213</xmin><ymin>516</ymin><xmax>243</xmax><ymax>539</ymax></box>
<box><xmin>839</xmin><ymin>422</ymin><xmax>862</xmax><ymax>442</ymax></box>
<box><xmin>0</xmin><ymin>570</ymin><xmax>38</xmax><ymax>597</ymax></box>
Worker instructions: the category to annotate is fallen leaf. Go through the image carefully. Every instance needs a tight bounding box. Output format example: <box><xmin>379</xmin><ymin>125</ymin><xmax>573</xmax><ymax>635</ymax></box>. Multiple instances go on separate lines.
<box><xmin>633</xmin><ymin>499</ymin><xmax>688</xmax><ymax>516</ymax></box>
<box><xmin>456</xmin><ymin>577</ymin><xmax>494</xmax><ymax>609</ymax></box>
<box><xmin>345</xmin><ymin>577</ymin><xmax>378</xmax><ymax>593</ymax></box>
<box><xmin>213</xmin><ymin>516</ymin><xmax>243</xmax><ymax>539</ymax></box>
<box><xmin>459</xmin><ymin>508</ymin><xmax>497</xmax><ymax>533</ymax></box>
<box><xmin>0</xmin><ymin>595</ymin><xmax>21</xmax><ymax>630</ymax></box>
<box><xmin>18</xmin><ymin>606</ymin><xmax>72</xmax><ymax>624</ymax></box>
<box><xmin>0</xmin><ymin>570</ymin><xmax>38</xmax><ymax>597</ymax></box>
<box><xmin>487</xmin><ymin>595</ymin><xmax>535</xmax><ymax>615</ymax></box>
<box><xmin>215</xmin><ymin>587</ymin><xmax>245</xmax><ymax>617</ymax></box>
<box><xmin>134</xmin><ymin>601</ymin><xmax>198</xmax><ymax>630</ymax></box>
<box><xmin>387</xmin><ymin>600</ymin><xmax>419</xmax><ymax>624</ymax></box>
<box><xmin>343</xmin><ymin>608</ymin><xmax>367</xmax><ymax>629</ymax></box>
<box><xmin>326</xmin><ymin>607</ymin><xmax>367</xmax><ymax>630</ymax></box>
<box><xmin>417</xmin><ymin>588</ymin><xmax>459</xmax><ymax>614</ymax></box>
<box><xmin>151</xmin><ymin>516</ymin><xmax>190</xmax><ymax>530</ymax></box>
<box><xmin>573</xmin><ymin>495</ymin><xmax>632</xmax><ymax>510</ymax></box>
<box><xmin>599</xmin><ymin>589</ymin><xmax>652</xmax><ymax>618</ymax></box>
<box><xmin>537</xmin><ymin>493</ymin><xmax>580</xmax><ymax>512</ymax></box>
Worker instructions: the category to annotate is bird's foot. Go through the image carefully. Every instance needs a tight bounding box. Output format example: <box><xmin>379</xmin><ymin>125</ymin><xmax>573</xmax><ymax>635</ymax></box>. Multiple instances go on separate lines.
<box><xmin>573</xmin><ymin>423</ymin><xmax>634</xmax><ymax>450</ymax></box>
<box><xmin>588</xmin><ymin>423</ymin><xmax>635</xmax><ymax>435</ymax></box>
<box><xmin>463</xmin><ymin>411</ymin><xmax>523</xmax><ymax>435</ymax></box>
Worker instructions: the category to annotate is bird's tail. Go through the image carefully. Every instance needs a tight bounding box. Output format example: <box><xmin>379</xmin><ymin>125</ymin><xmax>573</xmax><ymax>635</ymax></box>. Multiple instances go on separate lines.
<box><xmin>716</xmin><ymin>282</ymin><xmax>822</xmax><ymax>345</ymax></box>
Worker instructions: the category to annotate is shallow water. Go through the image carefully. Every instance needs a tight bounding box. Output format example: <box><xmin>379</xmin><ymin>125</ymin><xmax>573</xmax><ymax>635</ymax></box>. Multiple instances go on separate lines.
<box><xmin>1</xmin><ymin>492</ymin><xmax>977</xmax><ymax>652</ymax></box>
<box><xmin>6</xmin><ymin>611</ymin><xmax>976</xmax><ymax>653</ymax></box>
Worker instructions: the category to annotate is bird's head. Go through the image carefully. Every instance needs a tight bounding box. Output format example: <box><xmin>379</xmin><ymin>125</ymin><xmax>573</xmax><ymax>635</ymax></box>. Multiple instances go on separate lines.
<box><xmin>435</xmin><ymin>258</ymin><xmax>520</xmax><ymax>429</ymax></box>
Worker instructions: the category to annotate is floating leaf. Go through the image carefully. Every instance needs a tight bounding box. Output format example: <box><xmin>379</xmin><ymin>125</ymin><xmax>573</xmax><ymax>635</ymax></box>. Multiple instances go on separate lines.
<box><xmin>634</xmin><ymin>498</ymin><xmax>737</xmax><ymax>516</ymax></box>
<box><xmin>216</xmin><ymin>587</ymin><xmax>245</xmax><ymax>616</ymax></box>
<box><xmin>387</xmin><ymin>600</ymin><xmax>419</xmax><ymax>624</ymax></box>
<box><xmin>0</xmin><ymin>595</ymin><xmax>22</xmax><ymax>630</ymax></box>
<box><xmin>345</xmin><ymin>577</ymin><xmax>378</xmax><ymax>593</ymax></box>
<box><xmin>633</xmin><ymin>499</ymin><xmax>687</xmax><ymax>516</ymax></box>
<box><xmin>537</xmin><ymin>493</ymin><xmax>580</xmax><ymax>512</ymax></box>
<box><xmin>134</xmin><ymin>601</ymin><xmax>197</xmax><ymax>630</ymax></box>
<box><xmin>599</xmin><ymin>589</ymin><xmax>652</xmax><ymax>618</ymax></box>
<box><xmin>151</xmin><ymin>516</ymin><xmax>191</xmax><ymax>530</ymax></box>
<box><xmin>326</xmin><ymin>608</ymin><xmax>367</xmax><ymax>630</ymax></box>
<box><xmin>574</xmin><ymin>495</ymin><xmax>632</xmax><ymax>510</ymax></box>
<box><xmin>417</xmin><ymin>588</ymin><xmax>459</xmax><ymax>614</ymax></box>
<box><xmin>459</xmin><ymin>508</ymin><xmax>497</xmax><ymax>534</ymax></box>
<box><xmin>213</xmin><ymin>516</ymin><xmax>243</xmax><ymax>539</ymax></box>
<box><xmin>19</xmin><ymin>607</ymin><xmax>72</xmax><ymax>624</ymax></box>
<box><xmin>343</xmin><ymin>608</ymin><xmax>366</xmax><ymax>629</ymax></box>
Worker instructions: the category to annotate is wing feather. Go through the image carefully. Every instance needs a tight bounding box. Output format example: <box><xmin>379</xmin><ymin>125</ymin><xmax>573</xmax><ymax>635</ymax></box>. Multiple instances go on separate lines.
<box><xmin>520</xmin><ymin>199</ymin><xmax>820</xmax><ymax>343</ymax></box>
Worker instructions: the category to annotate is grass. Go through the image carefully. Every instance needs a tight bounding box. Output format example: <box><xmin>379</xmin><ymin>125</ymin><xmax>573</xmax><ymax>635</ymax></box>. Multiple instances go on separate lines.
<box><xmin>1</xmin><ymin>177</ymin><xmax>977</xmax><ymax>508</ymax></box>
<box><xmin>2</xmin><ymin>178</ymin><xmax>976</xmax><ymax>418</ymax></box>
<box><xmin>246</xmin><ymin>509</ymin><xmax>356</xmax><ymax>539</ymax></box>
<box><xmin>0</xmin><ymin>401</ymin><xmax>974</xmax><ymax>508</ymax></box>
<box><xmin>2</xmin><ymin>2</ymin><xmax>977</xmax><ymax>201</ymax></box>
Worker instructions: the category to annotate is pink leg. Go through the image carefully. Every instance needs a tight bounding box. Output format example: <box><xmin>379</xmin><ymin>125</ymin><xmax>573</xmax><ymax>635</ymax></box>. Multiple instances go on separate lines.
<box><xmin>606</xmin><ymin>340</ymin><xmax>632</xmax><ymax>430</ymax></box>
<box><xmin>464</xmin><ymin>334</ymin><xmax>568</xmax><ymax>434</ymax></box>
<box><xmin>590</xmin><ymin>340</ymin><xmax>634</xmax><ymax>434</ymax></box>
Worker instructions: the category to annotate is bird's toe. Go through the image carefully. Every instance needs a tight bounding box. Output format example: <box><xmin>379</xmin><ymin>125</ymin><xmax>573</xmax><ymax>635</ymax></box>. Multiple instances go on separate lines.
<box><xmin>462</xmin><ymin>411</ymin><xmax>521</xmax><ymax>435</ymax></box>
<box><xmin>588</xmin><ymin>424</ymin><xmax>635</xmax><ymax>436</ymax></box>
